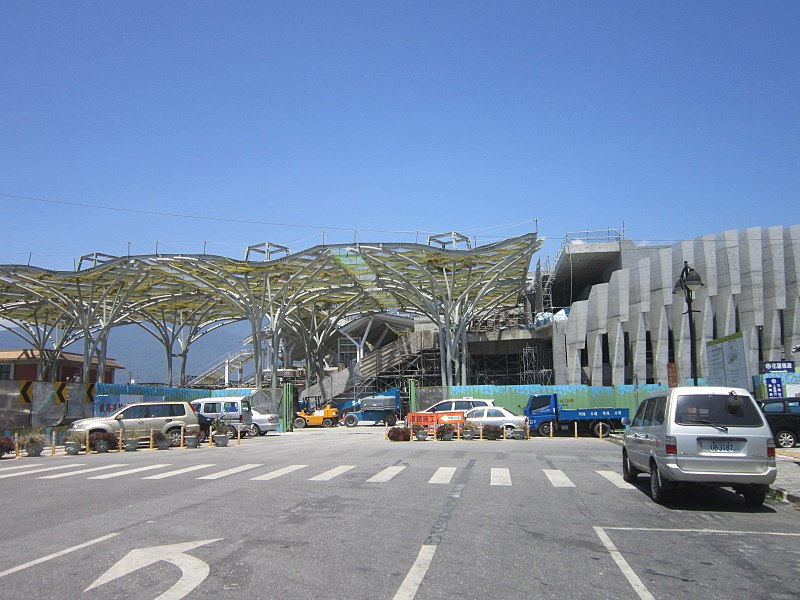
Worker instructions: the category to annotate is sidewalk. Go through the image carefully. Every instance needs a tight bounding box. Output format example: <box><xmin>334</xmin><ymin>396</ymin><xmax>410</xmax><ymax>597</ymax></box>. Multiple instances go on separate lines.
<box><xmin>774</xmin><ymin>448</ymin><xmax>800</xmax><ymax>506</ymax></box>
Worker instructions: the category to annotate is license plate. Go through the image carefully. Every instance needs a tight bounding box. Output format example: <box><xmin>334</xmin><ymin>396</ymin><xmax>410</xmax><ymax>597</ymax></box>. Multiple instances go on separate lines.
<box><xmin>708</xmin><ymin>441</ymin><xmax>735</xmax><ymax>452</ymax></box>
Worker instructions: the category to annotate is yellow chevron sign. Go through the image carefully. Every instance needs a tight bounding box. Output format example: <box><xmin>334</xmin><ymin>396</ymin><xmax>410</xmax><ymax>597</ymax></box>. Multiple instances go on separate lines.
<box><xmin>19</xmin><ymin>380</ymin><xmax>32</xmax><ymax>403</ymax></box>
<box><xmin>85</xmin><ymin>383</ymin><xmax>95</xmax><ymax>404</ymax></box>
<box><xmin>55</xmin><ymin>382</ymin><xmax>68</xmax><ymax>404</ymax></box>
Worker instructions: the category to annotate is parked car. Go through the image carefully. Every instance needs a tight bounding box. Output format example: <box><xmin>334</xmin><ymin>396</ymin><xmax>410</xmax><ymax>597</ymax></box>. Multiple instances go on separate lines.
<box><xmin>758</xmin><ymin>398</ymin><xmax>800</xmax><ymax>448</ymax></box>
<box><xmin>67</xmin><ymin>401</ymin><xmax>201</xmax><ymax>446</ymax></box>
<box><xmin>464</xmin><ymin>406</ymin><xmax>528</xmax><ymax>432</ymax></box>
<box><xmin>420</xmin><ymin>398</ymin><xmax>495</xmax><ymax>414</ymax></box>
<box><xmin>622</xmin><ymin>386</ymin><xmax>776</xmax><ymax>506</ymax></box>
<box><xmin>190</xmin><ymin>397</ymin><xmax>253</xmax><ymax>438</ymax></box>
<box><xmin>250</xmin><ymin>408</ymin><xmax>280</xmax><ymax>436</ymax></box>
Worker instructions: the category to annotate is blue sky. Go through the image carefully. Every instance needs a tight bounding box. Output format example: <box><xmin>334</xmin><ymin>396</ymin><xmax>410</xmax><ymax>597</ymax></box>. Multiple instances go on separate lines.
<box><xmin>1</xmin><ymin>1</ymin><xmax>798</xmax><ymax>270</ymax></box>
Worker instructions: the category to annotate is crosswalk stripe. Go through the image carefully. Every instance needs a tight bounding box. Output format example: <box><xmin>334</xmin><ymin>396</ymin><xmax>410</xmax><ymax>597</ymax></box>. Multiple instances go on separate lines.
<box><xmin>88</xmin><ymin>464</ymin><xmax>171</xmax><ymax>479</ymax></box>
<box><xmin>596</xmin><ymin>470</ymin><xmax>636</xmax><ymax>489</ymax></box>
<box><xmin>251</xmin><ymin>464</ymin><xmax>308</xmax><ymax>481</ymax></box>
<box><xmin>428</xmin><ymin>467</ymin><xmax>457</xmax><ymax>484</ymax></box>
<box><xmin>367</xmin><ymin>465</ymin><xmax>406</xmax><ymax>483</ymax></box>
<box><xmin>197</xmin><ymin>463</ymin><xmax>262</xmax><ymax>480</ymax></box>
<box><xmin>309</xmin><ymin>465</ymin><xmax>356</xmax><ymax>481</ymax></box>
<box><xmin>38</xmin><ymin>464</ymin><xmax>128</xmax><ymax>479</ymax></box>
<box><xmin>0</xmin><ymin>464</ymin><xmax>38</xmax><ymax>473</ymax></box>
<box><xmin>544</xmin><ymin>469</ymin><xmax>575</xmax><ymax>487</ymax></box>
<box><xmin>143</xmin><ymin>464</ymin><xmax>216</xmax><ymax>480</ymax></box>
<box><xmin>0</xmin><ymin>464</ymin><xmax>86</xmax><ymax>479</ymax></box>
<box><xmin>490</xmin><ymin>467</ymin><xmax>512</xmax><ymax>486</ymax></box>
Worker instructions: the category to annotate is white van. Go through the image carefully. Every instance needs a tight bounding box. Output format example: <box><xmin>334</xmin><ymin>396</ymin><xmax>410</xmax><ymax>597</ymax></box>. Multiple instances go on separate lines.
<box><xmin>622</xmin><ymin>386</ymin><xmax>776</xmax><ymax>506</ymax></box>
<box><xmin>191</xmin><ymin>396</ymin><xmax>253</xmax><ymax>437</ymax></box>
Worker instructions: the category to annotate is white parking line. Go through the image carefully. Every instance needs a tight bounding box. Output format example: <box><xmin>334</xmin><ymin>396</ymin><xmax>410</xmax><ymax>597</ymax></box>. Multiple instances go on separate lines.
<box><xmin>0</xmin><ymin>533</ymin><xmax>120</xmax><ymax>579</ymax></box>
<box><xmin>38</xmin><ymin>464</ymin><xmax>128</xmax><ymax>479</ymax></box>
<box><xmin>0</xmin><ymin>464</ymin><xmax>87</xmax><ymax>478</ymax></box>
<box><xmin>250</xmin><ymin>464</ymin><xmax>308</xmax><ymax>481</ymax></box>
<box><xmin>142</xmin><ymin>464</ymin><xmax>216</xmax><ymax>479</ymax></box>
<box><xmin>596</xmin><ymin>470</ymin><xmax>636</xmax><ymax>489</ymax></box>
<box><xmin>88</xmin><ymin>464</ymin><xmax>171</xmax><ymax>479</ymax></box>
<box><xmin>367</xmin><ymin>465</ymin><xmax>406</xmax><ymax>483</ymax></box>
<box><xmin>543</xmin><ymin>469</ymin><xmax>575</xmax><ymax>487</ymax></box>
<box><xmin>490</xmin><ymin>467</ymin><xmax>512</xmax><ymax>486</ymax></box>
<box><xmin>393</xmin><ymin>544</ymin><xmax>436</xmax><ymax>600</ymax></box>
<box><xmin>594</xmin><ymin>527</ymin><xmax>655</xmax><ymax>600</ymax></box>
<box><xmin>309</xmin><ymin>465</ymin><xmax>356</xmax><ymax>481</ymax></box>
<box><xmin>428</xmin><ymin>467</ymin><xmax>457</xmax><ymax>484</ymax></box>
<box><xmin>197</xmin><ymin>463</ymin><xmax>262</xmax><ymax>480</ymax></box>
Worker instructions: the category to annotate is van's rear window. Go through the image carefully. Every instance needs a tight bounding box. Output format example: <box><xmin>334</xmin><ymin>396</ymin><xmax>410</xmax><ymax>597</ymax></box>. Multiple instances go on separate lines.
<box><xmin>674</xmin><ymin>394</ymin><xmax>764</xmax><ymax>427</ymax></box>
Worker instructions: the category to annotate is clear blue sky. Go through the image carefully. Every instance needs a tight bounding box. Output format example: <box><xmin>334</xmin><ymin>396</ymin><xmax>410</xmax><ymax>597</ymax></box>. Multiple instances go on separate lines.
<box><xmin>1</xmin><ymin>1</ymin><xmax>798</xmax><ymax>270</ymax></box>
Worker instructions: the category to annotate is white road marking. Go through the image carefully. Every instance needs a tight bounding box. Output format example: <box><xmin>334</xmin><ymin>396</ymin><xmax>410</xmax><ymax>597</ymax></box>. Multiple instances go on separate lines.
<box><xmin>196</xmin><ymin>463</ymin><xmax>262</xmax><ymax>480</ymax></box>
<box><xmin>367</xmin><ymin>465</ymin><xmax>406</xmax><ymax>483</ymax></box>
<box><xmin>0</xmin><ymin>463</ymin><xmax>40</xmax><ymax>472</ymax></box>
<box><xmin>309</xmin><ymin>465</ymin><xmax>356</xmax><ymax>481</ymax></box>
<box><xmin>88</xmin><ymin>464</ymin><xmax>171</xmax><ymax>479</ymax></box>
<box><xmin>0</xmin><ymin>533</ymin><xmax>119</xmax><ymax>579</ymax></box>
<box><xmin>250</xmin><ymin>464</ymin><xmax>308</xmax><ymax>481</ymax></box>
<box><xmin>85</xmin><ymin>538</ymin><xmax>221</xmax><ymax>600</ymax></box>
<box><xmin>142</xmin><ymin>464</ymin><xmax>216</xmax><ymax>479</ymax></box>
<box><xmin>38</xmin><ymin>464</ymin><xmax>128</xmax><ymax>479</ymax></box>
<box><xmin>596</xmin><ymin>470</ymin><xmax>636</xmax><ymax>489</ymax></box>
<box><xmin>490</xmin><ymin>467</ymin><xmax>512</xmax><ymax>486</ymax></box>
<box><xmin>594</xmin><ymin>527</ymin><xmax>655</xmax><ymax>600</ymax></box>
<box><xmin>428</xmin><ymin>467</ymin><xmax>457</xmax><ymax>484</ymax></box>
<box><xmin>0</xmin><ymin>464</ymin><xmax>87</xmax><ymax>478</ymax></box>
<box><xmin>543</xmin><ymin>469</ymin><xmax>575</xmax><ymax>487</ymax></box>
<box><xmin>393</xmin><ymin>544</ymin><xmax>436</xmax><ymax>600</ymax></box>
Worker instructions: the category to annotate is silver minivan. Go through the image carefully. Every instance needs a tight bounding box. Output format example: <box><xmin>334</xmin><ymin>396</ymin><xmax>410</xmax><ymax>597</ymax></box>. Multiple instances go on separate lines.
<box><xmin>191</xmin><ymin>396</ymin><xmax>253</xmax><ymax>437</ymax></box>
<box><xmin>622</xmin><ymin>386</ymin><xmax>776</xmax><ymax>506</ymax></box>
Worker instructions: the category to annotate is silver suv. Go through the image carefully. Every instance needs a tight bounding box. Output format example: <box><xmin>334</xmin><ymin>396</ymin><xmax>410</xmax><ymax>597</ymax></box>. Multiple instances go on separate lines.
<box><xmin>622</xmin><ymin>386</ymin><xmax>776</xmax><ymax>506</ymax></box>
<box><xmin>67</xmin><ymin>401</ymin><xmax>201</xmax><ymax>446</ymax></box>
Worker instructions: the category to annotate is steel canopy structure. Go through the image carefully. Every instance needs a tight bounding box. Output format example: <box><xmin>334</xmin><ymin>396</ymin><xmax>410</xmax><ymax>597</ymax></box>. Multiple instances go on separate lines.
<box><xmin>0</xmin><ymin>232</ymin><xmax>541</xmax><ymax>390</ymax></box>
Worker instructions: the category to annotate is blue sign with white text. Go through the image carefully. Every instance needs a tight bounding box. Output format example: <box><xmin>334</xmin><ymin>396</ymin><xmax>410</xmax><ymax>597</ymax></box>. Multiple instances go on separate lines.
<box><xmin>766</xmin><ymin>377</ymin><xmax>784</xmax><ymax>398</ymax></box>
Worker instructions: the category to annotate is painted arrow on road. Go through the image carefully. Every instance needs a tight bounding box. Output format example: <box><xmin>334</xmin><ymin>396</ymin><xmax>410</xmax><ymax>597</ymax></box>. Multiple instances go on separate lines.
<box><xmin>85</xmin><ymin>538</ymin><xmax>222</xmax><ymax>600</ymax></box>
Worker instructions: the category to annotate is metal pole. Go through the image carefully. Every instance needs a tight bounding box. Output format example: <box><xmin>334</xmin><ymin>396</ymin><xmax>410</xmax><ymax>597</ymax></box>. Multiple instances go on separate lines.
<box><xmin>687</xmin><ymin>289</ymin><xmax>698</xmax><ymax>386</ymax></box>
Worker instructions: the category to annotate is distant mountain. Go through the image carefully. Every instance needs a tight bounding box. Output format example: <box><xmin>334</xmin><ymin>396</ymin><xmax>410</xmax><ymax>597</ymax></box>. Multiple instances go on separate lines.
<box><xmin>0</xmin><ymin>321</ymin><xmax>251</xmax><ymax>385</ymax></box>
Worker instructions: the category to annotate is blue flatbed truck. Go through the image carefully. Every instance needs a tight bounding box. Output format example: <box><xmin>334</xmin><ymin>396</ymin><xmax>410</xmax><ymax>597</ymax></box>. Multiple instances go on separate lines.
<box><xmin>339</xmin><ymin>388</ymin><xmax>402</xmax><ymax>427</ymax></box>
<box><xmin>524</xmin><ymin>394</ymin><xmax>629</xmax><ymax>437</ymax></box>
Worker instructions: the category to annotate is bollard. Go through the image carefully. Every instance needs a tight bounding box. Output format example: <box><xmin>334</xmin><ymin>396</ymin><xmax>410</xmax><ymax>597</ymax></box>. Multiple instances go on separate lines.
<box><xmin>119</xmin><ymin>429</ymin><xmax>124</xmax><ymax>451</ymax></box>
<box><xmin>574</xmin><ymin>421</ymin><xmax>578</xmax><ymax>439</ymax></box>
<box><xmin>209</xmin><ymin>431</ymin><xmax>213</xmax><ymax>447</ymax></box>
<box><xmin>85</xmin><ymin>430</ymin><xmax>90</xmax><ymax>454</ymax></box>
<box><xmin>598</xmin><ymin>423</ymin><xmax>604</xmax><ymax>439</ymax></box>
<box><xmin>384</xmin><ymin>421</ymin><xmax>388</xmax><ymax>442</ymax></box>
<box><xmin>14</xmin><ymin>432</ymin><xmax>19</xmax><ymax>458</ymax></box>
<box><xmin>237</xmin><ymin>425</ymin><xmax>241</xmax><ymax>446</ymax></box>
<box><xmin>180</xmin><ymin>425</ymin><xmax>185</xmax><ymax>449</ymax></box>
<box><xmin>549</xmin><ymin>422</ymin><xmax>554</xmax><ymax>439</ymax></box>
<box><xmin>51</xmin><ymin>431</ymin><xmax>56</xmax><ymax>456</ymax></box>
<box><xmin>149</xmin><ymin>429</ymin><xmax>154</xmax><ymax>450</ymax></box>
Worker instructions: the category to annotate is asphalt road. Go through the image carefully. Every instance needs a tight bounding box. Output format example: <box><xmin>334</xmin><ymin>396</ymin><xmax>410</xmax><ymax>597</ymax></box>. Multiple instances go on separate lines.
<box><xmin>1</xmin><ymin>428</ymin><xmax>798</xmax><ymax>600</ymax></box>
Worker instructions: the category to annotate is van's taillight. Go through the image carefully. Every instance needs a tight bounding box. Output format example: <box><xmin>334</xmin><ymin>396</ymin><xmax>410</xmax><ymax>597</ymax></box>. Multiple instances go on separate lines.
<box><xmin>767</xmin><ymin>439</ymin><xmax>776</xmax><ymax>458</ymax></box>
<box><xmin>665</xmin><ymin>436</ymin><xmax>677</xmax><ymax>455</ymax></box>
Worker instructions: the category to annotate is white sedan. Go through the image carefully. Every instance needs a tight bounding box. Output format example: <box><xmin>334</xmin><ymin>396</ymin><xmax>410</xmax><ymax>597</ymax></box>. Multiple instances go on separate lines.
<box><xmin>464</xmin><ymin>406</ymin><xmax>528</xmax><ymax>432</ymax></box>
<box><xmin>249</xmin><ymin>408</ymin><xmax>280</xmax><ymax>436</ymax></box>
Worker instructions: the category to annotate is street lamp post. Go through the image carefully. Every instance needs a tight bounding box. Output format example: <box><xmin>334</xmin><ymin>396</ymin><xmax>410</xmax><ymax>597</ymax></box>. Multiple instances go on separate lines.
<box><xmin>673</xmin><ymin>261</ymin><xmax>705</xmax><ymax>385</ymax></box>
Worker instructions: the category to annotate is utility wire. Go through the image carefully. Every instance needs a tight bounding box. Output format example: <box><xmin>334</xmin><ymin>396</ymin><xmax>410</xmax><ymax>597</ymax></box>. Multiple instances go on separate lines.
<box><xmin>0</xmin><ymin>192</ymin><xmax>537</xmax><ymax>237</ymax></box>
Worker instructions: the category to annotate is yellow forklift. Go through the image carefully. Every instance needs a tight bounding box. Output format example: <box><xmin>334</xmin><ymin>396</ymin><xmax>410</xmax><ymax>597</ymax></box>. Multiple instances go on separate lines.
<box><xmin>293</xmin><ymin>396</ymin><xmax>339</xmax><ymax>429</ymax></box>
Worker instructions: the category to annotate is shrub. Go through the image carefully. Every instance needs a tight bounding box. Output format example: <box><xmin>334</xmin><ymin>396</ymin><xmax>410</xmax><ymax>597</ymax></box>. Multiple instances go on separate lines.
<box><xmin>19</xmin><ymin>427</ymin><xmax>46</xmax><ymax>446</ymax></box>
<box><xmin>89</xmin><ymin>431</ymin><xmax>119</xmax><ymax>450</ymax></box>
<box><xmin>482</xmin><ymin>425</ymin><xmax>503</xmax><ymax>440</ymax></box>
<box><xmin>387</xmin><ymin>427</ymin><xmax>411</xmax><ymax>442</ymax></box>
<box><xmin>0</xmin><ymin>436</ymin><xmax>14</xmax><ymax>456</ymax></box>
<box><xmin>436</xmin><ymin>424</ymin><xmax>455</xmax><ymax>439</ymax></box>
